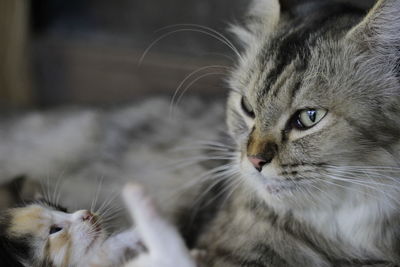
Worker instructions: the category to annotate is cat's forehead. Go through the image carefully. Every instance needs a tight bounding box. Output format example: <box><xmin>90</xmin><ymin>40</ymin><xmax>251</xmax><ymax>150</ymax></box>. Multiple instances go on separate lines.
<box><xmin>233</xmin><ymin>3</ymin><xmax>364</xmax><ymax>112</ymax></box>
<box><xmin>8</xmin><ymin>204</ymin><xmax>67</xmax><ymax>237</ymax></box>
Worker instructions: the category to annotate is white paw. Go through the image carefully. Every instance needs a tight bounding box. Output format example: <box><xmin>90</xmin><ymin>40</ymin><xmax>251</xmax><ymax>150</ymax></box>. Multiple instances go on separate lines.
<box><xmin>123</xmin><ymin>183</ymin><xmax>196</xmax><ymax>267</ymax></box>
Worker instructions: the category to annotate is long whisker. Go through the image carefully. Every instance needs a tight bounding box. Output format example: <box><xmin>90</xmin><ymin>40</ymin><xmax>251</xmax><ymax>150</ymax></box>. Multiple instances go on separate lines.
<box><xmin>169</xmin><ymin>65</ymin><xmax>229</xmax><ymax>116</ymax></box>
<box><xmin>91</xmin><ymin>177</ymin><xmax>104</xmax><ymax>213</ymax></box>
<box><xmin>139</xmin><ymin>28</ymin><xmax>242</xmax><ymax>66</ymax></box>
<box><xmin>155</xmin><ymin>23</ymin><xmax>241</xmax><ymax>58</ymax></box>
<box><xmin>174</xmin><ymin>71</ymin><xmax>227</xmax><ymax>109</ymax></box>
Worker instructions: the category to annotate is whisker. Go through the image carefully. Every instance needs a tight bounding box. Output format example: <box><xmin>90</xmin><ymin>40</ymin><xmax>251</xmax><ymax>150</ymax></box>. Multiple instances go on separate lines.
<box><xmin>139</xmin><ymin>28</ymin><xmax>241</xmax><ymax>66</ymax></box>
<box><xmin>91</xmin><ymin>177</ymin><xmax>104</xmax><ymax>213</ymax></box>
<box><xmin>169</xmin><ymin>65</ymin><xmax>229</xmax><ymax>116</ymax></box>
<box><xmin>155</xmin><ymin>23</ymin><xmax>241</xmax><ymax>58</ymax></box>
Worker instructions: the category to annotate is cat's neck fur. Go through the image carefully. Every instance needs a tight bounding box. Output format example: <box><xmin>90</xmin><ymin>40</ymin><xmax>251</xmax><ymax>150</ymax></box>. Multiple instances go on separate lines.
<box><xmin>262</xmin><ymin>179</ymin><xmax>400</xmax><ymax>262</ymax></box>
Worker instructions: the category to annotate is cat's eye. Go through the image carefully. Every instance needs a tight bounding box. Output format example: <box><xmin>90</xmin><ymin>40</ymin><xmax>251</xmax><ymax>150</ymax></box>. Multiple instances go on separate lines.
<box><xmin>49</xmin><ymin>225</ymin><xmax>63</xmax><ymax>235</ymax></box>
<box><xmin>292</xmin><ymin>109</ymin><xmax>327</xmax><ymax>130</ymax></box>
<box><xmin>241</xmin><ymin>97</ymin><xmax>255</xmax><ymax>118</ymax></box>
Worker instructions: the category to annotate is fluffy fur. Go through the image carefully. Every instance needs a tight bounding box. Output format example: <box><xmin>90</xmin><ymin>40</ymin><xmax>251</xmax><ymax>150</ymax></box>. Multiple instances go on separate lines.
<box><xmin>0</xmin><ymin>196</ymin><xmax>143</xmax><ymax>267</ymax></box>
<box><xmin>2</xmin><ymin>0</ymin><xmax>400</xmax><ymax>266</ymax></box>
<box><xmin>185</xmin><ymin>0</ymin><xmax>400</xmax><ymax>266</ymax></box>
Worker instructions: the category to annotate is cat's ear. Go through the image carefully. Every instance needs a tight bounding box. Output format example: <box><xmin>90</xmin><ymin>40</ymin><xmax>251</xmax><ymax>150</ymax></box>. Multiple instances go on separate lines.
<box><xmin>347</xmin><ymin>0</ymin><xmax>400</xmax><ymax>52</ymax></box>
<box><xmin>230</xmin><ymin>0</ymin><xmax>280</xmax><ymax>47</ymax></box>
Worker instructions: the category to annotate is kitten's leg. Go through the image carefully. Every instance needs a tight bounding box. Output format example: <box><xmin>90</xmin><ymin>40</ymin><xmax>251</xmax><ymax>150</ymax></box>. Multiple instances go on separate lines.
<box><xmin>85</xmin><ymin>229</ymin><xmax>143</xmax><ymax>267</ymax></box>
<box><xmin>122</xmin><ymin>183</ymin><xmax>196</xmax><ymax>267</ymax></box>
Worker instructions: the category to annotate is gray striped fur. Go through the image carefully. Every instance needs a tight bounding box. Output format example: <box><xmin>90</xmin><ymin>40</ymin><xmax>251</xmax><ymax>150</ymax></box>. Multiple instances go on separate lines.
<box><xmin>194</xmin><ymin>0</ymin><xmax>400</xmax><ymax>266</ymax></box>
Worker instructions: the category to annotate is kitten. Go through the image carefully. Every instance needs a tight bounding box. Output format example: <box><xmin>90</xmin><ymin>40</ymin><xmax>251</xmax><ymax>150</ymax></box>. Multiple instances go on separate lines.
<box><xmin>174</xmin><ymin>0</ymin><xmax>400</xmax><ymax>266</ymax></box>
<box><xmin>0</xmin><ymin>198</ymin><xmax>140</xmax><ymax>267</ymax></box>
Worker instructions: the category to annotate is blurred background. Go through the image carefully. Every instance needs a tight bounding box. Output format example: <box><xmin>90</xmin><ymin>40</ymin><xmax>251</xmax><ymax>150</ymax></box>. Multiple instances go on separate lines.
<box><xmin>0</xmin><ymin>0</ymin><xmax>250</xmax><ymax>109</ymax></box>
<box><xmin>0</xmin><ymin>0</ymin><xmax>375</xmax><ymax>110</ymax></box>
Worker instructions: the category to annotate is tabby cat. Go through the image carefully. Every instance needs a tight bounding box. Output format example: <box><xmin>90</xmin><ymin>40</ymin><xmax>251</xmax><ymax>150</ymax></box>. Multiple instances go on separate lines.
<box><xmin>175</xmin><ymin>0</ymin><xmax>400</xmax><ymax>266</ymax></box>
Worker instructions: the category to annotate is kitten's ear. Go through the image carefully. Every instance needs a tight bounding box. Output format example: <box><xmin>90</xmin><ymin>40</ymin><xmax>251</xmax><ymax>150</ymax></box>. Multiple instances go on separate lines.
<box><xmin>347</xmin><ymin>0</ymin><xmax>400</xmax><ymax>52</ymax></box>
<box><xmin>230</xmin><ymin>0</ymin><xmax>280</xmax><ymax>47</ymax></box>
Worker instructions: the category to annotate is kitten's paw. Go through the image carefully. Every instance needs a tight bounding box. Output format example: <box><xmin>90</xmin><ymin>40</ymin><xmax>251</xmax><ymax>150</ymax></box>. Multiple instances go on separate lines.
<box><xmin>122</xmin><ymin>183</ymin><xmax>196</xmax><ymax>267</ymax></box>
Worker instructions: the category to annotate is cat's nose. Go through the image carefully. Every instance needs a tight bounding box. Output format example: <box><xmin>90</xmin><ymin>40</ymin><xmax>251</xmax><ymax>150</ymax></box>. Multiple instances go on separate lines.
<box><xmin>73</xmin><ymin>210</ymin><xmax>94</xmax><ymax>222</ymax></box>
<box><xmin>81</xmin><ymin>210</ymin><xmax>94</xmax><ymax>221</ymax></box>
<box><xmin>248</xmin><ymin>155</ymin><xmax>270</xmax><ymax>172</ymax></box>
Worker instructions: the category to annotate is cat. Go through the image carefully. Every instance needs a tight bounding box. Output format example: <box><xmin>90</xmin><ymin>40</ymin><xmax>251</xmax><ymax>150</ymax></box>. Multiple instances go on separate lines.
<box><xmin>3</xmin><ymin>0</ymin><xmax>400</xmax><ymax>266</ymax></box>
<box><xmin>124</xmin><ymin>1</ymin><xmax>400</xmax><ymax>266</ymax></box>
<box><xmin>167</xmin><ymin>0</ymin><xmax>400</xmax><ymax>266</ymax></box>
<box><xmin>0</xmin><ymin>177</ymin><xmax>199</xmax><ymax>267</ymax></box>
<box><xmin>0</xmin><ymin>181</ymin><xmax>147</xmax><ymax>267</ymax></box>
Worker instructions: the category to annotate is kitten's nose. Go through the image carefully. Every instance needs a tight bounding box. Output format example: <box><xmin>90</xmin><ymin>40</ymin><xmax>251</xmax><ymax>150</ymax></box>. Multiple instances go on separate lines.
<box><xmin>73</xmin><ymin>210</ymin><xmax>94</xmax><ymax>222</ymax></box>
<box><xmin>248</xmin><ymin>156</ymin><xmax>270</xmax><ymax>172</ymax></box>
<box><xmin>81</xmin><ymin>210</ymin><xmax>94</xmax><ymax>221</ymax></box>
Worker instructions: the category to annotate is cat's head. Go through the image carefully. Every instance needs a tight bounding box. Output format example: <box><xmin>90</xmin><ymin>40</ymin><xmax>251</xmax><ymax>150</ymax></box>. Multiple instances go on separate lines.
<box><xmin>227</xmin><ymin>0</ymin><xmax>400</xmax><ymax>209</ymax></box>
<box><xmin>0</xmin><ymin>201</ymin><xmax>105</xmax><ymax>266</ymax></box>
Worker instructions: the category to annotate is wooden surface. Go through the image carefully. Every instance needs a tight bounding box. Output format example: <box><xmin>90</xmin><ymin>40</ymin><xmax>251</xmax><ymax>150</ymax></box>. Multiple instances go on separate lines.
<box><xmin>0</xmin><ymin>0</ymin><xmax>33</xmax><ymax>108</ymax></box>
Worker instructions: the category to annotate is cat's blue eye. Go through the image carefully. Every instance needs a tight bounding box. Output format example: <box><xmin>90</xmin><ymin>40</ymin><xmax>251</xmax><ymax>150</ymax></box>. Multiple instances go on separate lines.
<box><xmin>241</xmin><ymin>96</ymin><xmax>255</xmax><ymax>118</ymax></box>
<box><xmin>292</xmin><ymin>109</ymin><xmax>327</xmax><ymax>130</ymax></box>
<box><xmin>49</xmin><ymin>225</ymin><xmax>63</xmax><ymax>235</ymax></box>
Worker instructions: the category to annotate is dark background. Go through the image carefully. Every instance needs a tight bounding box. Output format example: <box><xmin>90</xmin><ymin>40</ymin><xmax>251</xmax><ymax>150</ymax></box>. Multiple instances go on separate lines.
<box><xmin>0</xmin><ymin>0</ymin><xmax>375</xmax><ymax>109</ymax></box>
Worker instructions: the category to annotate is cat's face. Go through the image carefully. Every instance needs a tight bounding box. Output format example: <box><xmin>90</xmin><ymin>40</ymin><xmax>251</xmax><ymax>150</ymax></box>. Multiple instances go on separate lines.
<box><xmin>227</xmin><ymin>0</ymin><xmax>400</xmax><ymax>209</ymax></box>
<box><xmin>1</xmin><ymin>203</ymin><xmax>105</xmax><ymax>266</ymax></box>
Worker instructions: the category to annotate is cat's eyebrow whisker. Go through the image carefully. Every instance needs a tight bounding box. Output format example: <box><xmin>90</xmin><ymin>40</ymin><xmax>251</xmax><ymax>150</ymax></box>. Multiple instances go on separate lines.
<box><xmin>174</xmin><ymin>71</ymin><xmax>227</xmax><ymax>112</ymax></box>
<box><xmin>170</xmin><ymin>71</ymin><xmax>227</xmax><ymax>118</ymax></box>
<box><xmin>139</xmin><ymin>28</ymin><xmax>240</xmax><ymax>66</ymax></box>
<box><xmin>169</xmin><ymin>65</ymin><xmax>230</xmax><ymax>116</ymax></box>
<box><xmin>155</xmin><ymin>23</ymin><xmax>242</xmax><ymax>58</ymax></box>
<box><xmin>200</xmin><ymin>52</ymin><xmax>236</xmax><ymax>63</ymax></box>
<box><xmin>139</xmin><ymin>24</ymin><xmax>242</xmax><ymax>66</ymax></box>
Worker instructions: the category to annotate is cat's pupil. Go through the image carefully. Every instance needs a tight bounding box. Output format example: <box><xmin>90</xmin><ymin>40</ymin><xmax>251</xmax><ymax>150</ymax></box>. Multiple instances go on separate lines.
<box><xmin>49</xmin><ymin>225</ymin><xmax>63</xmax><ymax>235</ymax></box>
<box><xmin>307</xmin><ymin>110</ymin><xmax>316</xmax><ymax>122</ymax></box>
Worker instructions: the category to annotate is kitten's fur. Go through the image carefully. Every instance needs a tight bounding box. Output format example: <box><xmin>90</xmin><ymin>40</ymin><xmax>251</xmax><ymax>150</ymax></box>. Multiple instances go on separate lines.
<box><xmin>180</xmin><ymin>0</ymin><xmax>400</xmax><ymax>266</ymax></box>
<box><xmin>0</xmin><ymin>194</ymin><xmax>141</xmax><ymax>267</ymax></box>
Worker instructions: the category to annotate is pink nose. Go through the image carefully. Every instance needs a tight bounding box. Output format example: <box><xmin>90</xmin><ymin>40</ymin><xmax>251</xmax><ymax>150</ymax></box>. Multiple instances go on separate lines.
<box><xmin>81</xmin><ymin>211</ymin><xmax>94</xmax><ymax>221</ymax></box>
<box><xmin>248</xmin><ymin>156</ymin><xmax>268</xmax><ymax>171</ymax></box>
